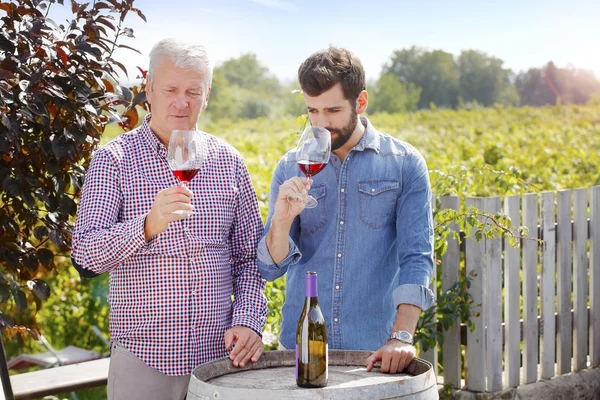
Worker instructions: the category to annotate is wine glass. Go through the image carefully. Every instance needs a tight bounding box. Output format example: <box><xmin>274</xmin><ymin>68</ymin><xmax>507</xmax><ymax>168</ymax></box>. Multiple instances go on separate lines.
<box><xmin>288</xmin><ymin>126</ymin><xmax>331</xmax><ymax>209</ymax></box>
<box><xmin>167</xmin><ymin>129</ymin><xmax>205</xmax><ymax>215</ymax></box>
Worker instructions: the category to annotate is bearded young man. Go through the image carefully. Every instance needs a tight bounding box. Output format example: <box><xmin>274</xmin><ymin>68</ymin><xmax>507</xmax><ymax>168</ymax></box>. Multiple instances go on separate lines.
<box><xmin>257</xmin><ymin>46</ymin><xmax>434</xmax><ymax>374</ymax></box>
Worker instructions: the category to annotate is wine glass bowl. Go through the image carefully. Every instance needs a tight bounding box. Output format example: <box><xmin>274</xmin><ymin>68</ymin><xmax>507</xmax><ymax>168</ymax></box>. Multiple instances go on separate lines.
<box><xmin>288</xmin><ymin>126</ymin><xmax>331</xmax><ymax>209</ymax></box>
<box><xmin>167</xmin><ymin>129</ymin><xmax>205</xmax><ymax>215</ymax></box>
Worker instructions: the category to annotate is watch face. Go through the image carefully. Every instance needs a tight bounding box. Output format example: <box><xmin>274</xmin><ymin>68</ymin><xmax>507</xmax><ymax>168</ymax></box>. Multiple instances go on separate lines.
<box><xmin>399</xmin><ymin>331</ymin><xmax>411</xmax><ymax>341</ymax></box>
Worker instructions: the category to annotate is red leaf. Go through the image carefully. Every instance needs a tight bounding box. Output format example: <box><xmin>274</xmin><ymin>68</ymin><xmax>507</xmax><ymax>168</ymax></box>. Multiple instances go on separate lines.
<box><xmin>118</xmin><ymin>44</ymin><xmax>141</xmax><ymax>55</ymax></box>
<box><xmin>132</xmin><ymin>8</ymin><xmax>147</xmax><ymax>23</ymax></box>
<box><xmin>136</xmin><ymin>66</ymin><xmax>147</xmax><ymax>79</ymax></box>
<box><xmin>55</xmin><ymin>45</ymin><xmax>69</xmax><ymax>65</ymax></box>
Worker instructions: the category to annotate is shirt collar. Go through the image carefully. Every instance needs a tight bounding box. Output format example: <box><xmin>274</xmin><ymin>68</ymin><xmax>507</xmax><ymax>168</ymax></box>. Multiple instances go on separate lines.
<box><xmin>352</xmin><ymin>116</ymin><xmax>381</xmax><ymax>153</ymax></box>
<box><xmin>139</xmin><ymin>113</ymin><xmax>168</xmax><ymax>158</ymax></box>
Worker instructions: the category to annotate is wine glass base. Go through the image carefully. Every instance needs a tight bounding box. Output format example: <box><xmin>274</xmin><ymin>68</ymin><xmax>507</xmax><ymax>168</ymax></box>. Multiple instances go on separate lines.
<box><xmin>171</xmin><ymin>210</ymin><xmax>197</xmax><ymax>215</ymax></box>
<box><xmin>288</xmin><ymin>193</ymin><xmax>318</xmax><ymax>209</ymax></box>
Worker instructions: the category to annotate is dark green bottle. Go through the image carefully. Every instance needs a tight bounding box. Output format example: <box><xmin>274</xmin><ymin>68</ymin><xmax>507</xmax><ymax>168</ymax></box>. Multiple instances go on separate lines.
<box><xmin>296</xmin><ymin>271</ymin><xmax>328</xmax><ymax>388</ymax></box>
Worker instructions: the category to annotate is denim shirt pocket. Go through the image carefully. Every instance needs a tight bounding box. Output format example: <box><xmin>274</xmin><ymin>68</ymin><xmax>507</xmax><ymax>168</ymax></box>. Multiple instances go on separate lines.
<box><xmin>358</xmin><ymin>180</ymin><xmax>400</xmax><ymax>229</ymax></box>
<box><xmin>299</xmin><ymin>183</ymin><xmax>327</xmax><ymax>236</ymax></box>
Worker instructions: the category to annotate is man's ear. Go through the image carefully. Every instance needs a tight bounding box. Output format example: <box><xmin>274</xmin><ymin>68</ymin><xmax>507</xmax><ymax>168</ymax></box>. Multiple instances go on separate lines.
<box><xmin>356</xmin><ymin>90</ymin><xmax>368</xmax><ymax>114</ymax></box>
<box><xmin>203</xmin><ymin>87</ymin><xmax>211</xmax><ymax>109</ymax></box>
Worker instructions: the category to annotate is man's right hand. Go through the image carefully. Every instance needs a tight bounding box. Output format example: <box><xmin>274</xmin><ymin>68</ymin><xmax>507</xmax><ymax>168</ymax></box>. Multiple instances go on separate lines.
<box><xmin>271</xmin><ymin>177</ymin><xmax>311</xmax><ymax>224</ymax></box>
<box><xmin>144</xmin><ymin>185</ymin><xmax>194</xmax><ymax>240</ymax></box>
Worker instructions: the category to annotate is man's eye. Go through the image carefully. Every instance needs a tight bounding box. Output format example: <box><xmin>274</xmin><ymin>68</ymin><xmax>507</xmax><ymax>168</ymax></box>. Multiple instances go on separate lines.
<box><xmin>308</xmin><ymin>109</ymin><xmax>317</xmax><ymax>114</ymax></box>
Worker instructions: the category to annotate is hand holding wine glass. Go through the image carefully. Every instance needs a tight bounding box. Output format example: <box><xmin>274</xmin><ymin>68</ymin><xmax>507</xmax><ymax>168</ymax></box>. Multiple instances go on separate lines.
<box><xmin>167</xmin><ymin>129</ymin><xmax>205</xmax><ymax>215</ymax></box>
<box><xmin>288</xmin><ymin>126</ymin><xmax>331</xmax><ymax>209</ymax></box>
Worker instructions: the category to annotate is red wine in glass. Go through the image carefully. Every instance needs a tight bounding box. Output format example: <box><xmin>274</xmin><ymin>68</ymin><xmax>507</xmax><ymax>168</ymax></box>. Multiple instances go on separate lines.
<box><xmin>298</xmin><ymin>162</ymin><xmax>327</xmax><ymax>178</ymax></box>
<box><xmin>288</xmin><ymin>126</ymin><xmax>331</xmax><ymax>209</ymax></box>
<box><xmin>172</xmin><ymin>168</ymin><xmax>200</xmax><ymax>185</ymax></box>
<box><xmin>167</xmin><ymin>130</ymin><xmax>205</xmax><ymax>215</ymax></box>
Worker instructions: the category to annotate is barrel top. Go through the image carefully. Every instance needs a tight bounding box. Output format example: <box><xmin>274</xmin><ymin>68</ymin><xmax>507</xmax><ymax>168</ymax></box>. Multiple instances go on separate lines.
<box><xmin>189</xmin><ymin>350</ymin><xmax>437</xmax><ymax>398</ymax></box>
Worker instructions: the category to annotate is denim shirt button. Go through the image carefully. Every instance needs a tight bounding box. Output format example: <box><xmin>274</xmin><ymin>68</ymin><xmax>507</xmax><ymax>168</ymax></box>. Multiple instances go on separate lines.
<box><xmin>337</xmin><ymin>253</ymin><xmax>342</xmax><ymax>258</ymax></box>
<box><xmin>335</xmin><ymin>285</ymin><xmax>340</xmax><ymax>290</ymax></box>
<box><xmin>334</xmin><ymin>318</ymin><xmax>339</xmax><ymax>322</ymax></box>
<box><xmin>339</xmin><ymin>221</ymin><xmax>344</xmax><ymax>225</ymax></box>
<box><xmin>340</xmin><ymin>188</ymin><xmax>345</xmax><ymax>193</ymax></box>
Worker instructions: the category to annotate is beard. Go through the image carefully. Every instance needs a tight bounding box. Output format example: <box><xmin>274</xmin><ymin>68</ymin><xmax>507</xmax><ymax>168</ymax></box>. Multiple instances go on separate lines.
<box><xmin>328</xmin><ymin>109</ymin><xmax>359</xmax><ymax>151</ymax></box>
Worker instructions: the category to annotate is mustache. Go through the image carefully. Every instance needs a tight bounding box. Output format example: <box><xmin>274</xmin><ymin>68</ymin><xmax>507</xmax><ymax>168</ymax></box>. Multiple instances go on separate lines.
<box><xmin>325</xmin><ymin>128</ymin><xmax>341</xmax><ymax>135</ymax></box>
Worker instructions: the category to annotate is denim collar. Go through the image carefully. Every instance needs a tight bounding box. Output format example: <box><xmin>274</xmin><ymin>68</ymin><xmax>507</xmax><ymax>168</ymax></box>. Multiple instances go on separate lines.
<box><xmin>353</xmin><ymin>116</ymin><xmax>381</xmax><ymax>154</ymax></box>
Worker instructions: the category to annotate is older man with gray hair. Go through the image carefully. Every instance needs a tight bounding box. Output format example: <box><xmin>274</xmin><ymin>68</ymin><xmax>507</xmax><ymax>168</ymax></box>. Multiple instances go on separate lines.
<box><xmin>72</xmin><ymin>38</ymin><xmax>267</xmax><ymax>400</ymax></box>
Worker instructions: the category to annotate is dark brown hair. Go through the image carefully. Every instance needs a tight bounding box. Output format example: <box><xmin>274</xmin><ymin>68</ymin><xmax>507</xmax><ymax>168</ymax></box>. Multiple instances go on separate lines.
<box><xmin>298</xmin><ymin>46</ymin><xmax>366</xmax><ymax>103</ymax></box>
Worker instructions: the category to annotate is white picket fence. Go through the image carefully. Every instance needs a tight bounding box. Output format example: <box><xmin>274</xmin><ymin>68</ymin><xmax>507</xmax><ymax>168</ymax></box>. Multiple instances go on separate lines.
<box><xmin>421</xmin><ymin>185</ymin><xmax>600</xmax><ymax>392</ymax></box>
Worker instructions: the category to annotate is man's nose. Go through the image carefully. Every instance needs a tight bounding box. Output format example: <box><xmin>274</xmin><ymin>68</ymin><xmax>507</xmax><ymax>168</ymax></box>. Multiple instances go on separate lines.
<box><xmin>313</xmin><ymin>114</ymin><xmax>328</xmax><ymax>128</ymax></box>
<box><xmin>173</xmin><ymin>94</ymin><xmax>189</xmax><ymax>109</ymax></box>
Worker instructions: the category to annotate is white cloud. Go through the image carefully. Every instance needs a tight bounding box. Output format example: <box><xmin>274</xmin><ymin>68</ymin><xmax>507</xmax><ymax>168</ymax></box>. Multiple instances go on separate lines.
<box><xmin>249</xmin><ymin>0</ymin><xmax>297</xmax><ymax>12</ymax></box>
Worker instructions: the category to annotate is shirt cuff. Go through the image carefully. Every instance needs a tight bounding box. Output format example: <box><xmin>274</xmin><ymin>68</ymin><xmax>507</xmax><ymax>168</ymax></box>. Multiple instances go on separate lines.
<box><xmin>131</xmin><ymin>214</ymin><xmax>158</xmax><ymax>251</ymax></box>
<box><xmin>256</xmin><ymin>236</ymin><xmax>301</xmax><ymax>270</ymax></box>
<box><xmin>392</xmin><ymin>284</ymin><xmax>435</xmax><ymax>311</ymax></box>
<box><xmin>231</xmin><ymin>315</ymin><xmax>264</xmax><ymax>338</ymax></box>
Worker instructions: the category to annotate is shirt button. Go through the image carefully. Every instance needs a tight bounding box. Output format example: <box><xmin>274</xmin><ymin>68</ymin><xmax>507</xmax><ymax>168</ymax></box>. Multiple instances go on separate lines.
<box><xmin>371</xmin><ymin>188</ymin><xmax>376</xmax><ymax>192</ymax></box>
<box><xmin>340</xmin><ymin>188</ymin><xmax>345</xmax><ymax>193</ymax></box>
<box><xmin>339</xmin><ymin>221</ymin><xmax>344</xmax><ymax>225</ymax></box>
<box><xmin>335</xmin><ymin>285</ymin><xmax>340</xmax><ymax>290</ymax></box>
<box><xmin>334</xmin><ymin>318</ymin><xmax>339</xmax><ymax>322</ymax></box>
<box><xmin>337</xmin><ymin>253</ymin><xmax>342</xmax><ymax>258</ymax></box>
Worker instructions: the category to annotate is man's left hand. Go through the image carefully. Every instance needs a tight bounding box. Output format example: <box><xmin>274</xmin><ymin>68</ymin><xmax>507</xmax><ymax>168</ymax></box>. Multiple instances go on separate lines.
<box><xmin>365</xmin><ymin>339</ymin><xmax>416</xmax><ymax>373</ymax></box>
<box><xmin>224</xmin><ymin>326</ymin><xmax>264</xmax><ymax>368</ymax></box>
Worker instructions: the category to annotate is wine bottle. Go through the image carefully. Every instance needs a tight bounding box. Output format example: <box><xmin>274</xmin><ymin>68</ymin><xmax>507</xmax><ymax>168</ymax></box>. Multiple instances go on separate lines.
<box><xmin>296</xmin><ymin>271</ymin><xmax>328</xmax><ymax>388</ymax></box>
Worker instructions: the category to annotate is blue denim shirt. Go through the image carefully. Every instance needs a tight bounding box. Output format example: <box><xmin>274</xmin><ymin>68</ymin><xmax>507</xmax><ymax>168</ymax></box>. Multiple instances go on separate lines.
<box><xmin>257</xmin><ymin>117</ymin><xmax>434</xmax><ymax>351</ymax></box>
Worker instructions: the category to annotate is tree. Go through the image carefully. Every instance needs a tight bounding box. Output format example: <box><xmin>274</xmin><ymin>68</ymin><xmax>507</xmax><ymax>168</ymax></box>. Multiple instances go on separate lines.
<box><xmin>369</xmin><ymin>73</ymin><xmax>421</xmax><ymax>114</ymax></box>
<box><xmin>383</xmin><ymin>47</ymin><xmax>459</xmax><ymax>109</ymax></box>
<box><xmin>206</xmin><ymin>53</ymin><xmax>284</xmax><ymax>121</ymax></box>
<box><xmin>0</xmin><ymin>0</ymin><xmax>146</xmax><ymax>336</ymax></box>
<box><xmin>457</xmin><ymin>50</ymin><xmax>519</xmax><ymax>107</ymax></box>
<box><xmin>515</xmin><ymin>68</ymin><xmax>557</xmax><ymax>106</ymax></box>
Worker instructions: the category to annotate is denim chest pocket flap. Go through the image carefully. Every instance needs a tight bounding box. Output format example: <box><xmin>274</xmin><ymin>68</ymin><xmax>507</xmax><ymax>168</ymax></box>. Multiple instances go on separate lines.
<box><xmin>358</xmin><ymin>180</ymin><xmax>400</xmax><ymax>229</ymax></box>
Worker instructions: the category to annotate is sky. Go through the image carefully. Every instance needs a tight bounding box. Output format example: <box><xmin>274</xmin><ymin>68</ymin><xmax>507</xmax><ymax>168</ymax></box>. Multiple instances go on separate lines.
<box><xmin>50</xmin><ymin>0</ymin><xmax>600</xmax><ymax>84</ymax></box>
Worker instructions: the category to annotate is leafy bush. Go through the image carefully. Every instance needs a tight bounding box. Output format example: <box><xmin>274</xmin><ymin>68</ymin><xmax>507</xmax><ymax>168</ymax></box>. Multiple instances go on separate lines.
<box><xmin>0</xmin><ymin>0</ymin><xmax>146</xmax><ymax>337</ymax></box>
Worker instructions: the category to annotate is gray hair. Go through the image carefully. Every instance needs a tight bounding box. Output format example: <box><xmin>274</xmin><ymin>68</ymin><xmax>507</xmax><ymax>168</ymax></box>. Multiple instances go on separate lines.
<box><xmin>147</xmin><ymin>38</ymin><xmax>213</xmax><ymax>91</ymax></box>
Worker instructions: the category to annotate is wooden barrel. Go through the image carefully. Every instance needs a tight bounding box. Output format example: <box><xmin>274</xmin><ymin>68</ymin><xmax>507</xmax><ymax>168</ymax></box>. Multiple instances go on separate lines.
<box><xmin>187</xmin><ymin>350</ymin><xmax>438</xmax><ymax>400</ymax></box>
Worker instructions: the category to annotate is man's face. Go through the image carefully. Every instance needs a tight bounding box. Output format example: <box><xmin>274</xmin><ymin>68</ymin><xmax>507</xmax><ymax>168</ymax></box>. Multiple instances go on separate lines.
<box><xmin>304</xmin><ymin>83</ymin><xmax>359</xmax><ymax>151</ymax></box>
<box><xmin>146</xmin><ymin>58</ymin><xmax>209</xmax><ymax>141</ymax></box>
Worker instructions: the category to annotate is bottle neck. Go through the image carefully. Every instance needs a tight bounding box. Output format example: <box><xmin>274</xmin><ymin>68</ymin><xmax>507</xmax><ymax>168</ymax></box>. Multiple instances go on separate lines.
<box><xmin>306</xmin><ymin>275</ymin><xmax>318</xmax><ymax>297</ymax></box>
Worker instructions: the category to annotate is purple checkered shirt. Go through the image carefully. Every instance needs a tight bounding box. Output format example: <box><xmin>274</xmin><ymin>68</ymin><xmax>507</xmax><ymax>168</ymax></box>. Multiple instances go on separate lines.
<box><xmin>72</xmin><ymin>114</ymin><xmax>267</xmax><ymax>376</ymax></box>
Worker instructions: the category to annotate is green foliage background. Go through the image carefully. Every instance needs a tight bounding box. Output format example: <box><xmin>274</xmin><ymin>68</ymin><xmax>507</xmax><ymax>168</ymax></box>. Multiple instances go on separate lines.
<box><xmin>6</xmin><ymin>102</ymin><xmax>600</xmax><ymax>398</ymax></box>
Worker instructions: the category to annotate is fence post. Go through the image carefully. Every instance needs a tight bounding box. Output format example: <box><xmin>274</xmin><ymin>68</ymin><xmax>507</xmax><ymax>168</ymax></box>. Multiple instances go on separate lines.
<box><xmin>573</xmin><ymin>188</ymin><xmax>589</xmax><ymax>371</ymax></box>
<box><xmin>557</xmin><ymin>190</ymin><xmax>573</xmax><ymax>375</ymax></box>
<box><xmin>420</xmin><ymin>195</ymin><xmax>438</xmax><ymax>371</ymax></box>
<box><xmin>465</xmin><ymin>197</ymin><xmax>486</xmax><ymax>391</ymax></box>
<box><xmin>591</xmin><ymin>186</ymin><xmax>600</xmax><ymax>368</ymax></box>
<box><xmin>540</xmin><ymin>192</ymin><xmax>556</xmax><ymax>379</ymax></box>
<box><xmin>441</xmin><ymin>195</ymin><xmax>461</xmax><ymax>388</ymax></box>
<box><xmin>504</xmin><ymin>195</ymin><xmax>521</xmax><ymax>388</ymax></box>
<box><xmin>522</xmin><ymin>193</ymin><xmax>539</xmax><ymax>384</ymax></box>
<box><xmin>485</xmin><ymin>197</ymin><xmax>502</xmax><ymax>391</ymax></box>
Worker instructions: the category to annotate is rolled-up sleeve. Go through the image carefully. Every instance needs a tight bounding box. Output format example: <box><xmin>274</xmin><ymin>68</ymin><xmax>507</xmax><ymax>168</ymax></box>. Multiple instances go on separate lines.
<box><xmin>256</xmin><ymin>158</ymin><xmax>302</xmax><ymax>281</ymax></box>
<box><xmin>393</xmin><ymin>147</ymin><xmax>435</xmax><ymax>311</ymax></box>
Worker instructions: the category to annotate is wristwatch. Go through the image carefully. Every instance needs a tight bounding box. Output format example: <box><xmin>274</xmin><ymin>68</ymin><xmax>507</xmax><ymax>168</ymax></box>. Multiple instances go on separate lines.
<box><xmin>389</xmin><ymin>330</ymin><xmax>414</xmax><ymax>345</ymax></box>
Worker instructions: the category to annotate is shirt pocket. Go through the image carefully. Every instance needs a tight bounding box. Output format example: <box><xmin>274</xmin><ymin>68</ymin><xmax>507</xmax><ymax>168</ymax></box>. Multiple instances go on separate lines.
<box><xmin>299</xmin><ymin>184</ymin><xmax>327</xmax><ymax>236</ymax></box>
<box><xmin>358</xmin><ymin>180</ymin><xmax>399</xmax><ymax>229</ymax></box>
